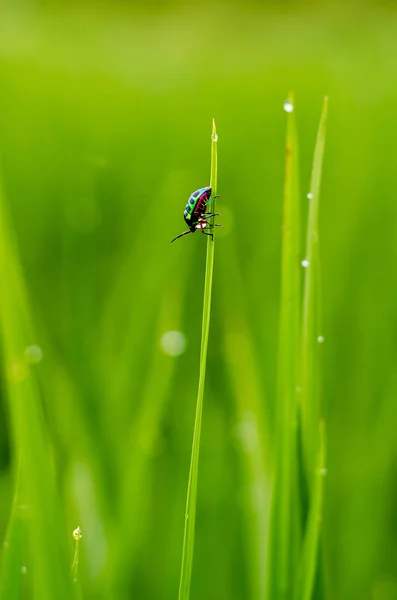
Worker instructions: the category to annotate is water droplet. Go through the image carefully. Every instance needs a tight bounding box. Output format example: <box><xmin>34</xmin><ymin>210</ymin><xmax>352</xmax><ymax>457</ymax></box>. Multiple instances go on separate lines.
<box><xmin>321</xmin><ymin>467</ymin><xmax>327</xmax><ymax>476</ymax></box>
<box><xmin>307</xmin><ymin>192</ymin><xmax>313</xmax><ymax>200</ymax></box>
<box><xmin>21</xmin><ymin>566</ymin><xmax>27</xmax><ymax>575</ymax></box>
<box><xmin>317</xmin><ymin>335</ymin><xmax>324</xmax><ymax>343</ymax></box>
<box><xmin>160</xmin><ymin>331</ymin><xmax>187</xmax><ymax>356</ymax></box>
<box><xmin>212</xmin><ymin>133</ymin><xmax>218</xmax><ymax>142</ymax></box>
<box><xmin>24</xmin><ymin>345</ymin><xmax>43</xmax><ymax>364</ymax></box>
<box><xmin>283</xmin><ymin>99</ymin><xmax>294</xmax><ymax>113</ymax></box>
<box><xmin>73</xmin><ymin>526</ymin><xmax>83</xmax><ymax>541</ymax></box>
<box><xmin>301</xmin><ymin>259</ymin><xmax>310</xmax><ymax>268</ymax></box>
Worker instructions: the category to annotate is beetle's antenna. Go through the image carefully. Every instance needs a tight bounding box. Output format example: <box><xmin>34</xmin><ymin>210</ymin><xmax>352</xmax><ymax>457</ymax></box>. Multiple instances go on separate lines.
<box><xmin>170</xmin><ymin>229</ymin><xmax>192</xmax><ymax>243</ymax></box>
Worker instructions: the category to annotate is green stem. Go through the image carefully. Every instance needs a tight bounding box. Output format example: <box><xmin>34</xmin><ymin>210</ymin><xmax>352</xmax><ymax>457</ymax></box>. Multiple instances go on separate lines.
<box><xmin>178</xmin><ymin>120</ymin><xmax>218</xmax><ymax>600</ymax></box>
<box><xmin>71</xmin><ymin>526</ymin><xmax>82</xmax><ymax>583</ymax></box>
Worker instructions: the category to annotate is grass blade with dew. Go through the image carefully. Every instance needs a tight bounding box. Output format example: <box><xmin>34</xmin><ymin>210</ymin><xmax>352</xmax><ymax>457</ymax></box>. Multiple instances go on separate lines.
<box><xmin>295</xmin><ymin>96</ymin><xmax>328</xmax><ymax>600</ymax></box>
<box><xmin>266</xmin><ymin>93</ymin><xmax>302</xmax><ymax>600</ymax></box>
<box><xmin>178</xmin><ymin>119</ymin><xmax>218</xmax><ymax>600</ymax></box>
<box><xmin>300</xmin><ymin>97</ymin><xmax>328</xmax><ymax>485</ymax></box>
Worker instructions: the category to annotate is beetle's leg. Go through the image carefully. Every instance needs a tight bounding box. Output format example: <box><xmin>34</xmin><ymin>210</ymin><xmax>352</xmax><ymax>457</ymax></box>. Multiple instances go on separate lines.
<box><xmin>201</xmin><ymin>230</ymin><xmax>214</xmax><ymax>241</ymax></box>
<box><xmin>203</xmin><ymin>212</ymin><xmax>219</xmax><ymax>219</ymax></box>
<box><xmin>170</xmin><ymin>229</ymin><xmax>193</xmax><ymax>243</ymax></box>
<box><xmin>204</xmin><ymin>195</ymin><xmax>220</xmax><ymax>207</ymax></box>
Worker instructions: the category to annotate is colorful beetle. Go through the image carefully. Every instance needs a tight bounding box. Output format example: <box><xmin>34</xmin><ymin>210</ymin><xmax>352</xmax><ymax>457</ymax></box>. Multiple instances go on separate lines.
<box><xmin>170</xmin><ymin>186</ymin><xmax>220</xmax><ymax>243</ymax></box>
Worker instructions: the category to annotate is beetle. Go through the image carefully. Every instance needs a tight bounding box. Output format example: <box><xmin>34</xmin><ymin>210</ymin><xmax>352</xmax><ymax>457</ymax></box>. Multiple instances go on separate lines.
<box><xmin>170</xmin><ymin>186</ymin><xmax>220</xmax><ymax>243</ymax></box>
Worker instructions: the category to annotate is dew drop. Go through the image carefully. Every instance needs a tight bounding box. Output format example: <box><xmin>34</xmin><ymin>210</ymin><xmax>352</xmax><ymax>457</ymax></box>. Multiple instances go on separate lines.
<box><xmin>301</xmin><ymin>259</ymin><xmax>310</xmax><ymax>268</ymax></box>
<box><xmin>212</xmin><ymin>133</ymin><xmax>218</xmax><ymax>142</ymax></box>
<box><xmin>307</xmin><ymin>192</ymin><xmax>313</xmax><ymax>200</ymax></box>
<box><xmin>24</xmin><ymin>345</ymin><xmax>43</xmax><ymax>364</ymax></box>
<box><xmin>160</xmin><ymin>331</ymin><xmax>187</xmax><ymax>356</ymax></box>
<box><xmin>21</xmin><ymin>566</ymin><xmax>27</xmax><ymax>575</ymax></box>
<box><xmin>321</xmin><ymin>467</ymin><xmax>327</xmax><ymax>476</ymax></box>
<box><xmin>73</xmin><ymin>526</ymin><xmax>83</xmax><ymax>541</ymax></box>
<box><xmin>283</xmin><ymin>99</ymin><xmax>294</xmax><ymax>113</ymax></box>
<box><xmin>317</xmin><ymin>335</ymin><xmax>324</xmax><ymax>343</ymax></box>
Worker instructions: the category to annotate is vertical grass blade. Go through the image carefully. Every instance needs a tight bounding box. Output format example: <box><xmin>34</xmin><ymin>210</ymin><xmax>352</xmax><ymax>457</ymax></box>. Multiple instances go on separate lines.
<box><xmin>300</xmin><ymin>97</ymin><xmax>328</xmax><ymax>483</ymax></box>
<box><xmin>266</xmin><ymin>94</ymin><xmax>301</xmax><ymax>600</ymax></box>
<box><xmin>178</xmin><ymin>120</ymin><xmax>218</xmax><ymax>600</ymax></box>
<box><xmin>294</xmin><ymin>422</ymin><xmax>326</xmax><ymax>600</ymax></box>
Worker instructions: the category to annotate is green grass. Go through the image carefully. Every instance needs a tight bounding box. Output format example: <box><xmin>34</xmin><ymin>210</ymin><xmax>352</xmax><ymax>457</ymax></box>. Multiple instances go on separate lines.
<box><xmin>266</xmin><ymin>93</ymin><xmax>302</xmax><ymax>600</ymax></box>
<box><xmin>266</xmin><ymin>96</ymin><xmax>328</xmax><ymax>600</ymax></box>
<box><xmin>0</xmin><ymin>5</ymin><xmax>397</xmax><ymax>600</ymax></box>
<box><xmin>300</xmin><ymin>97</ymin><xmax>328</xmax><ymax>485</ymax></box>
<box><xmin>178</xmin><ymin>120</ymin><xmax>218</xmax><ymax>600</ymax></box>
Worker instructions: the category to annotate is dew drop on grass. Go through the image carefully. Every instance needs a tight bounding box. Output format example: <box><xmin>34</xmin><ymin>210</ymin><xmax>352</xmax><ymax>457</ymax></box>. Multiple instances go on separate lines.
<box><xmin>73</xmin><ymin>526</ymin><xmax>83</xmax><ymax>541</ymax></box>
<box><xmin>301</xmin><ymin>259</ymin><xmax>310</xmax><ymax>268</ymax></box>
<box><xmin>321</xmin><ymin>467</ymin><xmax>327</xmax><ymax>476</ymax></box>
<box><xmin>283</xmin><ymin>99</ymin><xmax>294</xmax><ymax>113</ymax></box>
<box><xmin>318</xmin><ymin>335</ymin><xmax>325</xmax><ymax>343</ymax></box>
<box><xmin>212</xmin><ymin>133</ymin><xmax>218</xmax><ymax>142</ymax></box>
<box><xmin>24</xmin><ymin>345</ymin><xmax>43</xmax><ymax>364</ymax></box>
<box><xmin>307</xmin><ymin>192</ymin><xmax>313</xmax><ymax>200</ymax></box>
<box><xmin>21</xmin><ymin>566</ymin><xmax>27</xmax><ymax>575</ymax></box>
<box><xmin>160</xmin><ymin>331</ymin><xmax>186</xmax><ymax>356</ymax></box>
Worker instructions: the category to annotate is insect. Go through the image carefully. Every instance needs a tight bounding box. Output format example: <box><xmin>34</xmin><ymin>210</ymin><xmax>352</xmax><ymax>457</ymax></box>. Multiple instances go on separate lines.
<box><xmin>170</xmin><ymin>186</ymin><xmax>220</xmax><ymax>243</ymax></box>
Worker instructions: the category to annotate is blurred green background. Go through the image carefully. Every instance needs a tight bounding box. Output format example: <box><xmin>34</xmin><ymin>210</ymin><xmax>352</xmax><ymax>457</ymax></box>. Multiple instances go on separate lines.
<box><xmin>0</xmin><ymin>2</ymin><xmax>397</xmax><ymax>599</ymax></box>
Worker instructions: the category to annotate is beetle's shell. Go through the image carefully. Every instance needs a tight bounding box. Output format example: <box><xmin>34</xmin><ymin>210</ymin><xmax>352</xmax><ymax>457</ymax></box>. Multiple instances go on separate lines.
<box><xmin>184</xmin><ymin>187</ymin><xmax>212</xmax><ymax>229</ymax></box>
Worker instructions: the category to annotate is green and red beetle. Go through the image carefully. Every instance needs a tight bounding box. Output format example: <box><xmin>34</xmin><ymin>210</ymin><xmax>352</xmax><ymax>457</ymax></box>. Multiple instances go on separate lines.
<box><xmin>170</xmin><ymin>186</ymin><xmax>220</xmax><ymax>243</ymax></box>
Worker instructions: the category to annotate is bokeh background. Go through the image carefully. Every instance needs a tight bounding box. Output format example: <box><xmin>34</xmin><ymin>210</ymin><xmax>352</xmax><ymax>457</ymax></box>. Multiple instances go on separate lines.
<box><xmin>1</xmin><ymin>2</ymin><xmax>397</xmax><ymax>600</ymax></box>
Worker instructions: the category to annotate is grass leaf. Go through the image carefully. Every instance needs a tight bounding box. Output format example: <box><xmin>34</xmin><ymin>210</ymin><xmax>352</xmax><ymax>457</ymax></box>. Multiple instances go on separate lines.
<box><xmin>266</xmin><ymin>94</ymin><xmax>301</xmax><ymax>600</ymax></box>
<box><xmin>178</xmin><ymin>120</ymin><xmax>218</xmax><ymax>600</ymax></box>
<box><xmin>294</xmin><ymin>421</ymin><xmax>326</xmax><ymax>600</ymax></box>
<box><xmin>300</xmin><ymin>97</ymin><xmax>328</xmax><ymax>483</ymax></box>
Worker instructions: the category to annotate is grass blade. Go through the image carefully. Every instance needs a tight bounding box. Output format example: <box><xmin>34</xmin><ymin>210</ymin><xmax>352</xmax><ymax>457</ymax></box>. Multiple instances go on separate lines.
<box><xmin>266</xmin><ymin>94</ymin><xmax>301</xmax><ymax>600</ymax></box>
<box><xmin>178</xmin><ymin>119</ymin><xmax>218</xmax><ymax>600</ymax></box>
<box><xmin>300</xmin><ymin>97</ymin><xmax>328</xmax><ymax>483</ymax></box>
<box><xmin>294</xmin><ymin>422</ymin><xmax>326</xmax><ymax>600</ymax></box>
